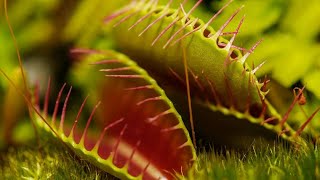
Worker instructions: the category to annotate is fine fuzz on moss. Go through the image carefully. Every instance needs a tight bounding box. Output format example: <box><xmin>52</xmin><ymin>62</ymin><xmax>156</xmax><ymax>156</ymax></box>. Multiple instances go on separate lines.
<box><xmin>189</xmin><ymin>142</ymin><xmax>320</xmax><ymax>180</ymax></box>
<box><xmin>0</xmin><ymin>134</ymin><xmax>117</xmax><ymax>180</ymax></box>
<box><xmin>1</xmin><ymin>131</ymin><xmax>320</xmax><ymax>180</ymax></box>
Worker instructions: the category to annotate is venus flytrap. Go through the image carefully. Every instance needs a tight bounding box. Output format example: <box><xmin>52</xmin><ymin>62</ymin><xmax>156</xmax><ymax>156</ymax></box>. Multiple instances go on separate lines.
<box><xmin>3</xmin><ymin>1</ymin><xmax>196</xmax><ymax>179</ymax></box>
<box><xmin>30</xmin><ymin>49</ymin><xmax>196</xmax><ymax>180</ymax></box>
<box><xmin>1</xmin><ymin>49</ymin><xmax>197</xmax><ymax>180</ymax></box>
<box><xmin>2</xmin><ymin>0</ymin><xmax>320</xmax><ymax>179</ymax></box>
<box><xmin>106</xmin><ymin>0</ymin><xmax>317</xmax><ymax>146</ymax></box>
<box><xmin>211</xmin><ymin>0</ymin><xmax>320</xmax><ymax>138</ymax></box>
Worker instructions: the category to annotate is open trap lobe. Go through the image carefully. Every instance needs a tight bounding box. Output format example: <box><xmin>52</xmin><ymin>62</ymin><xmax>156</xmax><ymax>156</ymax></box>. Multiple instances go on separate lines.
<box><xmin>107</xmin><ymin>0</ymin><xmax>304</xmax><ymax>144</ymax></box>
<box><xmin>33</xmin><ymin>51</ymin><xmax>195</xmax><ymax>180</ymax></box>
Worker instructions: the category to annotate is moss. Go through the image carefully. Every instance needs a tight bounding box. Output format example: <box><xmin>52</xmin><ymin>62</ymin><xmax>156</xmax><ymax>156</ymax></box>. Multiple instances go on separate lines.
<box><xmin>0</xmin><ymin>132</ymin><xmax>118</xmax><ymax>180</ymax></box>
<box><xmin>1</xmin><ymin>131</ymin><xmax>320</xmax><ymax>179</ymax></box>
<box><xmin>190</xmin><ymin>142</ymin><xmax>320</xmax><ymax>180</ymax></box>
